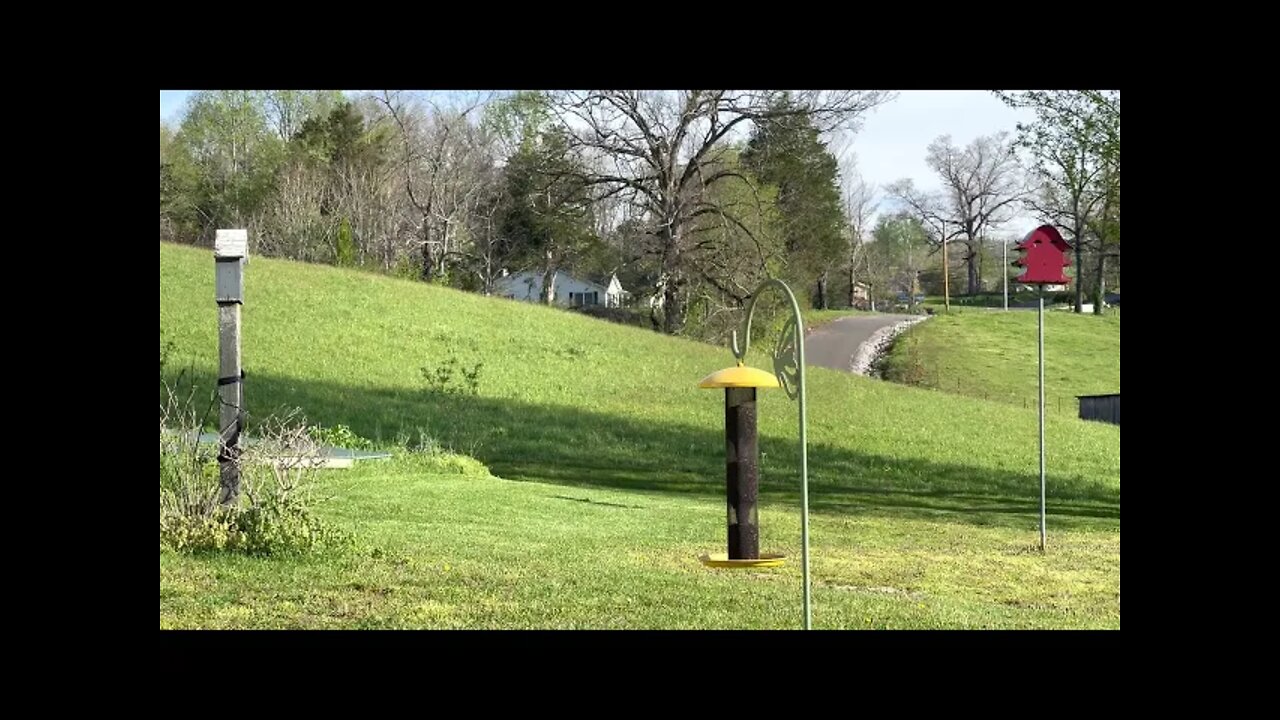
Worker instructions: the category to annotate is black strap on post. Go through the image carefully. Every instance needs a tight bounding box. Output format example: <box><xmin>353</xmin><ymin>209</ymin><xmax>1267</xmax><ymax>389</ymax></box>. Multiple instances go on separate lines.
<box><xmin>216</xmin><ymin>369</ymin><xmax>246</xmax><ymax>461</ymax></box>
<box><xmin>213</xmin><ymin>368</ymin><xmax>243</xmax><ymax>386</ymax></box>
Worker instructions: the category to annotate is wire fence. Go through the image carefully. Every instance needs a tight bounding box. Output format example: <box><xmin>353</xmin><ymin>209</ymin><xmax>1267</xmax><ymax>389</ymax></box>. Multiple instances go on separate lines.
<box><xmin>919</xmin><ymin>371</ymin><xmax>1086</xmax><ymax>416</ymax></box>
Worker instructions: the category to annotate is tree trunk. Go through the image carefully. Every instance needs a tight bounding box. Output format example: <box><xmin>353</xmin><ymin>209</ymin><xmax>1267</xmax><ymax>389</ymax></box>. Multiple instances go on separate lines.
<box><xmin>662</xmin><ymin>279</ymin><xmax>685</xmax><ymax>335</ymax></box>
<box><xmin>1093</xmin><ymin>252</ymin><xmax>1107</xmax><ymax>315</ymax></box>
<box><xmin>1074</xmin><ymin>222</ymin><xmax>1085</xmax><ymax>313</ymax></box>
<box><xmin>420</xmin><ymin>218</ymin><xmax>434</xmax><ymax>282</ymax></box>
<box><xmin>966</xmin><ymin>242</ymin><xmax>980</xmax><ymax>296</ymax></box>
<box><xmin>541</xmin><ymin>249</ymin><xmax>556</xmax><ymax>305</ymax></box>
<box><xmin>816</xmin><ymin>272</ymin><xmax>829</xmax><ymax>310</ymax></box>
<box><xmin>847</xmin><ymin>263</ymin><xmax>856</xmax><ymax>308</ymax></box>
<box><xmin>437</xmin><ymin>219</ymin><xmax>450</xmax><ymax>280</ymax></box>
<box><xmin>659</xmin><ymin>229</ymin><xmax>686</xmax><ymax>335</ymax></box>
<box><xmin>977</xmin><ymin>236</ymin><xmax>985</xmax><ymax>293</ymax></box>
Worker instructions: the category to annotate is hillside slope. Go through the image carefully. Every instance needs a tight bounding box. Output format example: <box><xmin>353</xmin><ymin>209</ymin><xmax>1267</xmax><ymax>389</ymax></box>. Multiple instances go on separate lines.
<box><xmin>161</xmin><ymin>242</ymin><xmax>1119</xmax><ymax>524</ymax></box>
<box><xmin>160</xmin><ymin>243</ymin><xmax>1120</xmax><ymax>628</ymax></box>
<box><xmin>881</xmin><ymin>308</ymin><xmax>1120</xmax><ymax>414</ymax></box>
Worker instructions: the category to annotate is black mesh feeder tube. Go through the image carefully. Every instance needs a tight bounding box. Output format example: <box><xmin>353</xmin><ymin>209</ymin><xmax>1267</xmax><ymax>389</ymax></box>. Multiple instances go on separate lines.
<box><xmin>697</xmin><ymin>364</ymin><xmax>783</xmax><ymax>566</ymax></box>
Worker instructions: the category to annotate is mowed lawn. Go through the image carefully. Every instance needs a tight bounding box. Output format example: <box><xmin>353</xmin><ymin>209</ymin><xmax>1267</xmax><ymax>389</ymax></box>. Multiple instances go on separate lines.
<box><xmin>881</xmin><ymin>308</ymin><xmax>1120</xmax><ymax>414</ymax></box>
<box><xmin>159</xmin><ymin>243</ymin><xmax>1120</xmax><ymax>629</ymax></box>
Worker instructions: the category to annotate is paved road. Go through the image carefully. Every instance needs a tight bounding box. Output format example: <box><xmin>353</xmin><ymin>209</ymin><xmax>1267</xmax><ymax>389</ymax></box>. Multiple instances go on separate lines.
<box><xmin>804</xmin><ymin>314</ymin><xmax>917</xmax><ymax>373</ymax></box>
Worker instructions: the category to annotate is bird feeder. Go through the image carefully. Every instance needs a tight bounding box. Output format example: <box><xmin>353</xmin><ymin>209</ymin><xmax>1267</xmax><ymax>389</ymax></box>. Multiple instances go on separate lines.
<box><xmin>697</xmin><ymin>363</ymin><xmax>784</xmax><ymax>567</ymax></box>
<box><xmin>695</xmin><ymin>279</ymin><xmax>814</xmax><ymax>630</ymax></box>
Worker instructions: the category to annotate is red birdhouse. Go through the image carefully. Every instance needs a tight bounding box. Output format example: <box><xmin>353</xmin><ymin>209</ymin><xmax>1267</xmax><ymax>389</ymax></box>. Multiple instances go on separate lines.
<box><xmin>1012</xmin><ymin>225</ymin><xmax>1072</xmax><ymax>285</ymax></box>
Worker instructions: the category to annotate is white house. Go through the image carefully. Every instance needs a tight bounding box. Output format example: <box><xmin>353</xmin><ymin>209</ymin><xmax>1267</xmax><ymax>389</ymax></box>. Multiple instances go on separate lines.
<box><xmin>495</xmin><ymin>270</ymin><xmax>629</xmax><ymax>308</ymax></box>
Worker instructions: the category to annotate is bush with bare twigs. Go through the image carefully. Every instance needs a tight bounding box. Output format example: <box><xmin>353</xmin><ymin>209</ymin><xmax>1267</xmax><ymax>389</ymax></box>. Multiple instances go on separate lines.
<box><xmin>159</xmin><ymin>376</ymin><xmax>347</xmax><ymax>556</ymax></box>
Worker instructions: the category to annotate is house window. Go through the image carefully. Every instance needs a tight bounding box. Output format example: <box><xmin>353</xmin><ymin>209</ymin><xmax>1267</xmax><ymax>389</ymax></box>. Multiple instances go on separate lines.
<box><xmin>569</xmin><ymin>292</ymin><xmax>599</xmax><ymax>306</ymax></box>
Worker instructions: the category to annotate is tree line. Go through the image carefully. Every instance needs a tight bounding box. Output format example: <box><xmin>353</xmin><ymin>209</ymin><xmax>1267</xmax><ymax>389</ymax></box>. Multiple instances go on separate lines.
<box><xmin>160</xmin><ymin>90</ymin><xmax>1119</xmax><ymax>341</ymax></box>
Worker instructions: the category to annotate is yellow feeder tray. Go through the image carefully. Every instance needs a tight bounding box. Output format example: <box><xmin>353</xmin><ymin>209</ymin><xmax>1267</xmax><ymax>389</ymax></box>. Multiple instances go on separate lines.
<box><xmin>698</xmin><ymin>364</ymin><xmax>781</xmax><ymax>389</ymax></box>
<box><xmin>699</xmin><ymin>552</ymin><xmax>787</xmax><ymax>568</ymax></box>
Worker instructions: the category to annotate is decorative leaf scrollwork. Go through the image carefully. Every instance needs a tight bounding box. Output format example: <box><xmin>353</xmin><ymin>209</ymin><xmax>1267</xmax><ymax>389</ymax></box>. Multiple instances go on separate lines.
<box><xmin>773</xmin><ymin>315</ymin><xmax>800</xmax><ymax>400</ymax></box>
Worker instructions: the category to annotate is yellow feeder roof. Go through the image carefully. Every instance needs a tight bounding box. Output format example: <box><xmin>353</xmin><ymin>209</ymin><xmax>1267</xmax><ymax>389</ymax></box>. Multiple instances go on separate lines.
<box><xmin>698</xmin><ymin>364</ymin><xmax>780</xmax><ymax>389</ymax></box>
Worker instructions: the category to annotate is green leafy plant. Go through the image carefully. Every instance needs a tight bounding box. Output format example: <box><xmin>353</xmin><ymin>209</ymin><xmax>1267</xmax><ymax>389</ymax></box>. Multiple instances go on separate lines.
<box><xmin>309</xmin><ymin>423</ymin><xmax>374</xmax><ymax>451</ymax></box>
<box><xmin>420</xmin><ymin>356</ymin><xmax>483</xmax><ymax>396</ymax></box>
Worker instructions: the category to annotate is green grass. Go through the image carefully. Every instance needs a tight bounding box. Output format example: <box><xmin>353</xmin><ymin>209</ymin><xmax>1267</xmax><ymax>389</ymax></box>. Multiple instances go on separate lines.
<box><xmin>160</xmin><ymin>243</ymin><xmax>1120</xmax><ymax>629</ymax></box>
<box><xmin>160</xmin><ymin>455</ymin><xmax>1117</xmax><ymax>629</ymax></box>
<box><xmin>881</xmin><ymin>307</ymin><xmax>1120</xmax><ymax>413</ymax></box>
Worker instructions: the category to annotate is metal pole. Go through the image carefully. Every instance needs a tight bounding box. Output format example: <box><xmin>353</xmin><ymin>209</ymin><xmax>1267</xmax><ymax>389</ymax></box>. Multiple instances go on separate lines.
<box><xmin>1003</xmin><ymin>240</ymin><xmax>1009</xmax><ymax>311</ymax></box>
<box><xmin>796</xmin><ymin>310</ymin><xmax>811</xmax><ymax>631</ymax></box>
<box><xmin>1038</xmin><ymin>291</ymin><xmax>1046</xmax><ymax>551</ymax></box>
<box><xmin>731</xmin><ymin>278</ymin><xmax>811</xmax><ymax>630</ymax></box>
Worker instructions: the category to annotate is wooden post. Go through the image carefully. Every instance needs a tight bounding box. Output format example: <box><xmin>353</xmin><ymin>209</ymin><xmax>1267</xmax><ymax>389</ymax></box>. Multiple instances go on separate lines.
<box><xmin>214</xmin><ymin>230</ymin><xmax>247</xmax><ymax>506</ymax></box>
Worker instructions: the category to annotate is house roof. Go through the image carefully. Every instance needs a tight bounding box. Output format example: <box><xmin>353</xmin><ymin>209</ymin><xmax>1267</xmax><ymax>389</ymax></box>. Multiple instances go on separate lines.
<box><xmin>500</xmin><ymin>270</ymin><xmax>625</xmax><ymax>293</ymax></box>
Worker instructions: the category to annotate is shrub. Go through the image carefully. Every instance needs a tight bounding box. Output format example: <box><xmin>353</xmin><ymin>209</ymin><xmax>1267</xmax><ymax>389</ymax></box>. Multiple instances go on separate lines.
<box><xmin>395</xmin><ymin>427</ymin><xmax>494</xmax><ymax>477</ymax></box>
<box><xmin>309</xmin><ymin>423</ymin><xmax>374</xmax><ymax>451</ymax></box>
<box><xmin>159</xmin><ymin>381</ymin><xmax>347</xmax><ymax>556</ymax></box>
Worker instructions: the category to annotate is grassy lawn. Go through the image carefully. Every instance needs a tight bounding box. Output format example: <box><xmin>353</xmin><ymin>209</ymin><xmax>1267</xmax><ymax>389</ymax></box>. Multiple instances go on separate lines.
<box><xmin>881</xmin><ymin>307</ymin><xmax>1120</xmax><ymax>414</ymax></box>
<box><xmin>160</xmin><ymin>243</ymin><xmax>1120</xmax><ymax>629</ymax></box>
<box><xmin>161</xmin><ymin>455</ymin><xmax>1118</xmax><ymax>629</ymax></box>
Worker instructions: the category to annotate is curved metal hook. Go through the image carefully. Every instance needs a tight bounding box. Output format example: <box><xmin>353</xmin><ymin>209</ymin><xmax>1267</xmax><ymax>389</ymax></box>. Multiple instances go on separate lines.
<box><xmin>731</xmin><ymin>278</ymin><xmax>801</xmax><ymax>369</ymax></box>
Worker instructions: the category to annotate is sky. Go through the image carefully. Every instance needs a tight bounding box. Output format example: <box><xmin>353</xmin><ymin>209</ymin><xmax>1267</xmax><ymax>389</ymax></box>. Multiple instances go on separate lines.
<box><xmin>160</xmin><ymin>89</ymin><xmax>1039</xmax><ymax>234</ymax></box>
<box><xmin>840</xmin><ymin>90</ymin><xmax>1037</xmax><ymax>233</ymax></box>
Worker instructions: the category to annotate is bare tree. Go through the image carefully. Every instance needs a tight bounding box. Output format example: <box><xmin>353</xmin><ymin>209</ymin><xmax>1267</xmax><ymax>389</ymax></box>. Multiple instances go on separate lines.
<box><xmin>253</xmin><ymin>98</ymin><xmax>401</xmax><ymax>268</ymax></box>
<box><xmin>841</xmin><ymin>165</ymin><xmax>878</xmax><ymax>308</ymax></box>
<box><xmin>263</xmin><ymin>90</ymin><xmax>340</xmax><ymax>141</ymax></box>
<box><xmin>472</xmin><ymin>188</ymin><xmax>510</xmax><ymax>296</ymax></box>
<box><xmin>544</xmin><ymin>90</ymin><xmax>893</xmax><ymax>334</ymax></box>
<box><xmin>376</xmin><ymin>91</ymin><xmax>499</xmax><ymax>283</ymax></box>
<box><xmin>256</xmin><ymin>157</ymin><xmax>334</xmax><ymax>261</ymax></box>
<box><xmin>890</xmin><ymin>133</ymin><xmax>1027</xmax><ymax>296</ymax></box>
<box><xmin>885</xmin><ymin>178</ymin><xmax>958</xmax><ymax>306</ymax></box>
